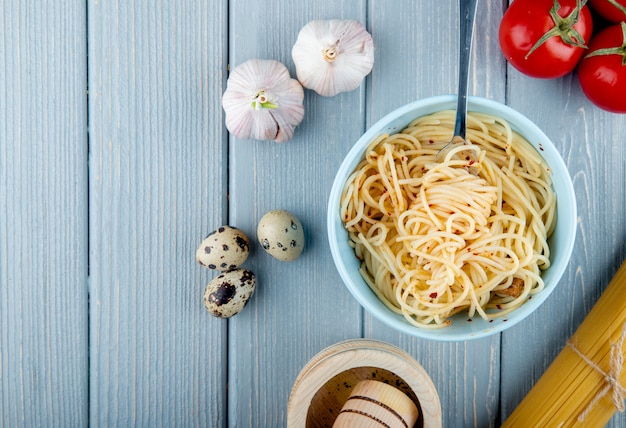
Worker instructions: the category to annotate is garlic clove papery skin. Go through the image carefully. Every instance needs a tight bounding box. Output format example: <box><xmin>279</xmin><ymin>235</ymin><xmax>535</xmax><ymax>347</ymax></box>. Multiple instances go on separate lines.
<box><xmin>222</xmin><ymin>59</ymin><xmax>305</xmax><ymax>143</ymax></box>
<box><xmin>292</xmin><ymin>20</ymin><xmax>374</xmax><ymax>97</ymax></box>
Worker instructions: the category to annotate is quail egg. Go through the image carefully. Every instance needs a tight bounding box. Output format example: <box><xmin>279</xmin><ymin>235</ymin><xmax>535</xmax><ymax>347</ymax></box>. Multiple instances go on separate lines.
<box><xmin>203</xmin><ymin>268</ymin><xmax>256</xmax><ymax>318</ymax></box>
<box><xmin>196</xmin><ymin>226</ymin><xmax>250</xmax><ymax>271</ymax></box>
<box><xmin>257</xmin><ymin>210</ymin><xmax>304</xmax><ymax>261</ymax></box>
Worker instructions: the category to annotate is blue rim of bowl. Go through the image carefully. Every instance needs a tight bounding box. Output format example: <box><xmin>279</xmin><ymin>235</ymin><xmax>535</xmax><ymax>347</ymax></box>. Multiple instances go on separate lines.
<box><xmin>327</xmin><ymin>95</ymin><xmax>577</xmax><ymax>341</ymax></box>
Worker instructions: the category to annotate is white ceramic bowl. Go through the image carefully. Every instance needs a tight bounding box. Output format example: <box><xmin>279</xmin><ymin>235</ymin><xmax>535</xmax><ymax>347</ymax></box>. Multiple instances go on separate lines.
<box><xmin>327</xmin><ymin>95</ymin><xmax>577</xmax><ymax>341</ymax></box>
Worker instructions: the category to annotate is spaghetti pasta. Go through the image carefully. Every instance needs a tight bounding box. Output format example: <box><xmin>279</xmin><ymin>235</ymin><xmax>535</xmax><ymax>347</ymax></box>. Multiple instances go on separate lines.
<box><xmin>502</xmin><ymin>259</ymin><xmax>626</xmax><ymax>427</ymax></box>
<box><xmin>340</xmin><ymin>110</ymin><xmax>556</xmax><ymax>328</ymax></box>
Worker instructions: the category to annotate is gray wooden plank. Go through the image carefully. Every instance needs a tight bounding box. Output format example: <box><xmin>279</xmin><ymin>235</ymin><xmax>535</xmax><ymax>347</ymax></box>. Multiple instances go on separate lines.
<box><xmin>0</xmin><ymin>1</ymin><xmax>88</xmax><ymax>426</ymax></box>
<box><xmin>366</xmin><ymin>1</ymin><xmax>506</xmax><ymax>427</ymax></box>
<box><xmin>227</xmin><ymin>1</ymin><xmax>367</xmax><ymax>425</ymax></box>
<box><xmin>500</xmin><ymin>68</ymin><xmax>626</xmax><ymax>425</ymax></box>
<box><xmin>87</xmin><ymin>1</ymin><xmax>228</xmax><ymax>425</ymax></box>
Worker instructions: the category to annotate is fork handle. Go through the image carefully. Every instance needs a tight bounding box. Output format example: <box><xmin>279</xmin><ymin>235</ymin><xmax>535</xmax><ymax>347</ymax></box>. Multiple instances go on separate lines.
<box><xmin>453</xmin><ymin>0</ymin><xmax>478</xmax><ymax>139</ymax></box>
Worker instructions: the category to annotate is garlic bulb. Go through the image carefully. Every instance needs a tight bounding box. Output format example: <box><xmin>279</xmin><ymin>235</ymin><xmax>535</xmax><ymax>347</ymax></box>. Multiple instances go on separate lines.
<box><xmin>292</xmin><ymin>20</ymin><xmax>374</xmax><ymax>97</ymax></box>
<box><xmin>222</xmin><ymin>59</ymin><xmax>305</xmax><ymax>143</ymax></box>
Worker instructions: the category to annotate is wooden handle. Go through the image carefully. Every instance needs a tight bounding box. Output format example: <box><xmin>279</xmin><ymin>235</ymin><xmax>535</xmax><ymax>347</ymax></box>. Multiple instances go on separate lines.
<box><xmin>333</xmin><ymin>380</ymin><xmax>419</xmax><ymax>428</ymax></box>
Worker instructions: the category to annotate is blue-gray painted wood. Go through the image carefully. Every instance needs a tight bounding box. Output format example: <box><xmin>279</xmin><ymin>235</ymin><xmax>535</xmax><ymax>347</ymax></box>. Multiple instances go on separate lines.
<box><xmin>0</xmin><ymin>1</ymin><xmax>88</xmax><ymax>426</ymax></box>
<box><xmin>2</xmin><ymin>0</ymin><xmax>626</xmax><ymax>426</ymax></box>
<box><xmin>227</xmin><ymin>2</ymin><xmax>366</xmax><ymax>425</ymax></box>
<box><xmin>87</xmin><ymin>0</ymin><xmax>228</xmax><ymax>426</ymax></box>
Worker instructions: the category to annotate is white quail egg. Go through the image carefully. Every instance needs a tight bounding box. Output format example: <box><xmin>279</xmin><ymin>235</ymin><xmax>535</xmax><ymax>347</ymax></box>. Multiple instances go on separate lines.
<box><xmin>196</xmin><ymin>226</ymin><xmax>250</xmax><ymax>271</ymax></box>
<box><xmin>203</xmin><ymin>268</ymin><xmax>256</xmax><ymax>318</ymax></box>
<box><xmin>257</xmin><ymin>210</ymin><xmax>305</xmax><ymax>261</ymax></box>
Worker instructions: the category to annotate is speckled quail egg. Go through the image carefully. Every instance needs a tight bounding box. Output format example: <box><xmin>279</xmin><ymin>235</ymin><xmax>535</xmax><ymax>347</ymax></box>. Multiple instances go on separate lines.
<box><xmin>257</xmin><ymin>210</ymin><xmax>304</xmax><ymax>261</ymax></box>
<box><xmin>196</xmin><ymin>226</ymin><xmax>250</xmax><ymax>271</ymax></box>
<box><xmin>203</xmin><ymin>268</ymin><xmax>256</xmax><ymax>318</ymax></box>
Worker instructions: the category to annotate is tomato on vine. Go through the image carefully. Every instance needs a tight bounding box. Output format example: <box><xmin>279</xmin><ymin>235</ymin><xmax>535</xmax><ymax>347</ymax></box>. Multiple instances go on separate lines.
<box><xmin>499</xmin><ymin>0</ymin><xmax>593</xmax><ymax>79</ymax></box>
<box><xmin>578</xmin><ymin>22</ymin><xmax>626</xmax><ymax>113</ymax></box>
<box><xmin>589</xmin><ymin>0</ymin><xmax>626</xmax><ymax>23</ymax></box>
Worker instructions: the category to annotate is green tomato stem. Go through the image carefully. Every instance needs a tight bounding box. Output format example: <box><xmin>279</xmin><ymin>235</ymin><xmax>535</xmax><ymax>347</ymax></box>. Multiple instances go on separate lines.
<box><xmin>606</xmin><ymin>0</ymin><xmax>626</xmax><ymax>16</ymax></box>
<box><xmin>525</xmin><ymin>0</ymin><xmax>588</xmax><ymax>60</ymax></box>
<box><xmin>584</xmin><ymin>22</ymin><xmax>626</xmax><ymax>66</ymax></box>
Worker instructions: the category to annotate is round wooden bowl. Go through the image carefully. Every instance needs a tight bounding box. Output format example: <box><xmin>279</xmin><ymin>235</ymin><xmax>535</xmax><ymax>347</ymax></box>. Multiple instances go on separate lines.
<box><xmin>287</xmin><ymin>339</ymin><xmax>442</xmax><ymax>427</ymax></box>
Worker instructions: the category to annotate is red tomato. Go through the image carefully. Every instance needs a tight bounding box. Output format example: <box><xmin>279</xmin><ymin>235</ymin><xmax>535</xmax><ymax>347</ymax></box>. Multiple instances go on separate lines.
<box><xmin>578</xmin><ymin>22</ymin><xmax>626</xmax><ymax>113</ymax></box>
<box><xmin>499</xmin><ymin>0</ymin><xmax>593</xmax><ymax>78</ymax></box>
<box><xmin>589</xmin><ymin>0</ymin><xmax>626</xmax><ymax>23</ymax></box>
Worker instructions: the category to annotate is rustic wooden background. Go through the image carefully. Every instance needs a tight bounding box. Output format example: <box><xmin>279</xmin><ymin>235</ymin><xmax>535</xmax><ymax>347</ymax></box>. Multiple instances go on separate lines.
<box><xmin>2</xmin><ymin>0</ymin><xmax>625</xmax><ymax>426</ymax></box>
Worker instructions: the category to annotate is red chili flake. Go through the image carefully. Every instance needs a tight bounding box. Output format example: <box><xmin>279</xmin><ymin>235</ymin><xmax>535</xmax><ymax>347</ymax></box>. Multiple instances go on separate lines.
<box><xmin>429</xmin><ymin>139</ymin><xmax>434</xmax><ymax>144</ymax></box>
<box><xmin>496</xmin><ymin>304</ymin><xmax>502</xmax><ymax>310</ymax></box>
<box><xmin>489</xmin><ymin>320</ymin><xmax>494</xmax><ymax>323</ymax></box>
<box><xmin>450</xmin><ymin>211</ymin><xmax>455</xmax><ymax>214</ymax></box>
<box><xmin>467</xmin><ymin>319</ymin><xmax>473</xmax><ymax>322</ymax></box>
<box><xmin>401</xmin><ymin>156</ymin><xmax>407</xmax><ymax>162</ymax></box>
<box><xmin>468</xmin><ymin>160</ymin><xmax>475</xmax><ymax>166</ymax></box>
<box><xmin>467</xmin><ymin>248</ymin><xmax>472</xmax><ymax>252</ymax></box>
<box><xmin>539</xmin><ymin>144</ymin><xmax>544</xmax><ymax>151</ymax></box>
<box><xmin>429</xmin><ymin>292</ymin><xmax>438</xmax><ymax>299</ymax></box>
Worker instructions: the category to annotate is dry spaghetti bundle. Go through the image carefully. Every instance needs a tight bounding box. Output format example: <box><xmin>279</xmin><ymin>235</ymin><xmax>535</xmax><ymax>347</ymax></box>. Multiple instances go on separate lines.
<box><xmin>504</xmin><ymin>259</ymin><xmax>626</xmax><ymax>427</ymax></box>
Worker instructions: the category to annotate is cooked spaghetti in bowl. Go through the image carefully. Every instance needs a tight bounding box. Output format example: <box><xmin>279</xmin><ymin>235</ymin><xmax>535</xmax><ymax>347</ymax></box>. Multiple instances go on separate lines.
<box><xmin>327</xmin><ymin>95</ymin><xmax>576</xmax><ymax>341</ymax></box>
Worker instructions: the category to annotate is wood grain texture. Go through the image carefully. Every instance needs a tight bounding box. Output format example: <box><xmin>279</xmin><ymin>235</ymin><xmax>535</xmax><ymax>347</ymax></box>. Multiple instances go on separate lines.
<box><xmin>3</xmin><ymin>0</ymin><xmax>626</xmax><ymax>426</ymax></box>
<box><xmin>0</xmin><ymin>1</ymin><xmax>88</xmax><ymax>426</ymax></box>
<box><xmin>227</xmin><ymin>1</ymin><xmax>367</xmax><ymax>426</ymax></box>
<box><xmin>501</xmin><ymin>68</ymin><xmax>626</xmax><ymax>426</ymax></box>
<box><xmin>87</xmin><ymin>1</ymin><xmax>228</xmax><ymax>425</ymax></box>
<box><xmin>366</xmin><ymin>2</ymin><xmax>506</xmax><ymax>427</ymax></box>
